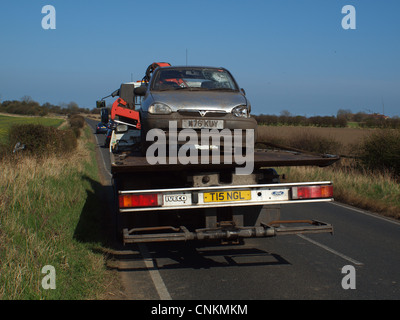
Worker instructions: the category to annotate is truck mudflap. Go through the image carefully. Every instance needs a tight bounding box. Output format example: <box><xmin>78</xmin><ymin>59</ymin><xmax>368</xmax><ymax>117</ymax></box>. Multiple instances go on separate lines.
<box><xmin>122</xmin><ymin>220</ymin><xmax>333</xmax><ymax>244</ymax></box>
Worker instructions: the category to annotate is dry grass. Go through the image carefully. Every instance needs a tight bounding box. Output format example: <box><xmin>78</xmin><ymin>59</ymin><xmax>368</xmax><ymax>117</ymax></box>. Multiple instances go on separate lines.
<box><xmin>0</xmin><ymin>126</ymin><xmax>111</xmax><ymax>300</ymax></box>
<box><xmin>279</xmin><ymin>159</ymin><xmax>400</xmax><ymax>219</ymax></box>
<box><xmin>0</xmin><ymin>147</ymin><xmax>86</xmax><ymax>225</ymax></box>
<box><xmin>257</xmin><ymin>125</ymin><xmax>375</xmax><ymax>156</ymax></box>
<box><xmin>0</xmin><ymin>135</ymin><xmax>89</xmax><ymax>207</ymax></box>
<box><xmin>257</xmin><ymin>125</ymin><xmax>400</xmax><ymax>219</ymax></box>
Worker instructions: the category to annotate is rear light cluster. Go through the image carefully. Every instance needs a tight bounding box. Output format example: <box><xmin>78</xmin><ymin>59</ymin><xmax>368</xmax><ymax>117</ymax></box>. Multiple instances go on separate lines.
<box><xmin>119</xmin><ymin>194</ymin><xmax>159</xmax><ymax>208</ymax></box>
<box><xmin>292</xmin><ymin>185</ymin><xmax>333</xmax><ymax>200</ymax></box>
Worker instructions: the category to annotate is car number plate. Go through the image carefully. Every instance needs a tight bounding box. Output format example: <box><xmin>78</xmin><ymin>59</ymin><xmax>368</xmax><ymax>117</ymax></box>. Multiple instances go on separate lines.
<box><xmin>203</xmin><ymin>190</ymin><xmax>251</xmax><ymax>203</ymax></box>
<box><xmin>182</xmin><ymin>119</ymin><xmax>224</xmax><ymax>129</ymax></box>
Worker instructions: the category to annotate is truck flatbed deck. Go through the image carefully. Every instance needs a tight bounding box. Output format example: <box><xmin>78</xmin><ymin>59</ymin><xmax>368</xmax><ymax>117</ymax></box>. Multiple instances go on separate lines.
<box><xmin>111</xmin><ymin>147</ymin><xmax>340</xmax><ymax>174</ymax></box>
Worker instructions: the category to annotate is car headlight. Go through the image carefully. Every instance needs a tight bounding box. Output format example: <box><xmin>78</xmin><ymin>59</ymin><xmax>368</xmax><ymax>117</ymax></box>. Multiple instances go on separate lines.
<box><xmin>148</xmin><ymin>103</ymin><xmax>172</xmax><ymax>114</ymax></box>
<box><xmin>232</xmin><ymin>105</ymin><xmax>249</xmax><ymax>118</ymax></box>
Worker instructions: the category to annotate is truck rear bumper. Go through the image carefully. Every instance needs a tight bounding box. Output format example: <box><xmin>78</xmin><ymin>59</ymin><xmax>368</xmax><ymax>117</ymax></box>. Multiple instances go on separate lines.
<box><xmin>122</xmin><ymin>220</ymin><xmax>333</xmax><ymax>244</ymax></box>
<box><xmin>118</xmin><ymin>181</ymin><xmax>334</xmax><ymax>212</ymax></box>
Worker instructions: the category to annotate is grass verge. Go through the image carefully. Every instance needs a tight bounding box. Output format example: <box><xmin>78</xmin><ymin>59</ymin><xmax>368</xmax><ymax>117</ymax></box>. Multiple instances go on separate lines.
<box><xmin>0</xmin><ymin>124</ymin><xmax>115</xmax><ymax>299</ymax></box>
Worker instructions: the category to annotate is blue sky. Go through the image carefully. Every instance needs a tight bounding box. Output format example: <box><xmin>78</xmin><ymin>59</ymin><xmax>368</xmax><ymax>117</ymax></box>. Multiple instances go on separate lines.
<box><xmin>0</xmin><ymin>0</ymin><xmax>399</xmax><ymax>117</ymax></box>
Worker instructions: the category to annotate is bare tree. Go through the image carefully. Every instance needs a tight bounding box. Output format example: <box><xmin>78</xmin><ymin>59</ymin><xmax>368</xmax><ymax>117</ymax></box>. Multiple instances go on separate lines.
<box><xmin>21</xmin><ymin>95</ymin><xmax>33</xmax><ymax>103</ymax></box>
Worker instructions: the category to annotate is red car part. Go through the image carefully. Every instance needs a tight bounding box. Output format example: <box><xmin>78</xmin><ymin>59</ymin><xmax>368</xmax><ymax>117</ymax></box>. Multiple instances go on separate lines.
<box><xmin>111</xmin><ymin>98</ymin><xmax>141</xmax><ymax>129</ymax></box>
<box><xmin>143</xmin><ymin>62</ymin><xmax>171</xmax><ymax>83</ymax></box>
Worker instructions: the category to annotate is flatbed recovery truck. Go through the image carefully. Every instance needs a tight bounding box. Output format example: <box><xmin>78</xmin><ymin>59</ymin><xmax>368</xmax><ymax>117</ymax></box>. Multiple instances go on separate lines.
<box><xmin>110</xmin><ymin>143</ymin><xmax>339</xmax><ymax>244</ymax></box>
<box><xmin>99</xmin><ymin>63</ymin><xmax>340</xmax><ymax>245</ymax></box>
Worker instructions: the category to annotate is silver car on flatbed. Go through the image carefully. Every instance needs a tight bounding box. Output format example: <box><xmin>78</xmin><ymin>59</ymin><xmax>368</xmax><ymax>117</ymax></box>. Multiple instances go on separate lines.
<box><xmin>135</xmin><ymin>66</ymin><xmax>258</xmax><ymax>149</ymax></box>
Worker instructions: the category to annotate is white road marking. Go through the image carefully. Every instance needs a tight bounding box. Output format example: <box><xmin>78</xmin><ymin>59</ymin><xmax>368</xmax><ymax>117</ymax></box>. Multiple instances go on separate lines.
<box><xmin>138</xmin><ymin>244</ymin><xmax>172</xmax><ymax>300</ymax></box>
<box><xmin>93</xmin><ymin>126</ymin><xmax>112</xmax><ymax>177</ymax></box>
<box><xmin>297</xmin><ymin>234</ymin><xmax>364</xmax><ymax>266</ymax></box>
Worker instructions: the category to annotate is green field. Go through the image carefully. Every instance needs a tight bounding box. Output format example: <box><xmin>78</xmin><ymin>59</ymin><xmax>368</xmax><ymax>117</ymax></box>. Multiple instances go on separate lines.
<box><xmin>0</xmin><ymin>114</ymin><xmax>65</xmax><ymax>144</ymax></box>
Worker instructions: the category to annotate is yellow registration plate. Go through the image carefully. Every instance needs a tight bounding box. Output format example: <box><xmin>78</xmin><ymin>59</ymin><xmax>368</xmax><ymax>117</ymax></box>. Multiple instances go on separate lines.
<box><xmin>203</xmin><ymin>190</ymin><xmax>251</xmax><ymax>203</ymax></box>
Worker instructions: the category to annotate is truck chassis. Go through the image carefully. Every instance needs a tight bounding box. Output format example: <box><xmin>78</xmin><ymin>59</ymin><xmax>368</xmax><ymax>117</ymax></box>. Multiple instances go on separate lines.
<box><xmin>111</xmin><ymin>147</ymin><xmax>339</xmax><ymax>245</ymax></box>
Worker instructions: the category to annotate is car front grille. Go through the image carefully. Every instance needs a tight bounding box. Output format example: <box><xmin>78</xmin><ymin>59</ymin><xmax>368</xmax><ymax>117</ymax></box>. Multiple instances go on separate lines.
<box><xmin>177</xmin><ymin>109</ymin><xmax>228</xmax><ymax>117</ymax></box>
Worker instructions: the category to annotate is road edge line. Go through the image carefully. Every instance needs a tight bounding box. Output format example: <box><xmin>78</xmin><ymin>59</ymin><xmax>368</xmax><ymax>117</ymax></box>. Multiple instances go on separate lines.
<box><xmin>297</xmin><ymin>234</ymin><xmax>364</xmax><ymax>266</ymax></box>
<box><xmin>330</xmin><ymin>201</ymin><xmax>400</xmax><ymax>227</ymax></box>
<box><xmin>138</xmin><ymin>244</ymin><xmax>172</xmax><ymax>300</ymax></box>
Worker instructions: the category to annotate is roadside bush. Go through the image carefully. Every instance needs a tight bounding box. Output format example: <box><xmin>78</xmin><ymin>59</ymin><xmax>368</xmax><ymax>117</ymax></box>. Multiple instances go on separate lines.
<box><xmin>71</xmin><ymin>126</ymin><xmax>81</xmax><ymax>138</ymax></box>
<box><xmin>254</xmin><ymin>114</ymin><xmax>347</xmax><ymax>128</ymax></box>
<box><xmin>69</xmin><ymin>114</ymin><xmax>85</xmax><ymax>129</ymax></box>
<box><xmin>8</xmin><ymin>124</ymin><xmax>77</xmax><ymax>158</ymax></box>
<box><xmin>58</xmin><ymin>128</ymin><xmax>78</xmax><ymax>153</ymax></box>
<box><xmin>356</xmin><ymin>129</ymin><xmax>400</xmax><ymax>178</ymax></box>
<box><xmin>69</xmin><ymin>114</ymin><xmax>85</xmax><ymax>138</ymax></box>
<box><xmin>1</xmin><ymin>100</ymin><xmax>49</xmax><ymax>117</ymax></box>
<box><xmin>0</xmin><ymin>144</ymin><xmax>11</xmax><ymax>159</ymax></box>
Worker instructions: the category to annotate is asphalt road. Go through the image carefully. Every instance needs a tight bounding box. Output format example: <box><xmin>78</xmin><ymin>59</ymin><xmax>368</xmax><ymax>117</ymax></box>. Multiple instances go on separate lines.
<box><xmin>87</xmin><ymin>118</ymin><xmax>400</xmax><ymax>300</ymax></box>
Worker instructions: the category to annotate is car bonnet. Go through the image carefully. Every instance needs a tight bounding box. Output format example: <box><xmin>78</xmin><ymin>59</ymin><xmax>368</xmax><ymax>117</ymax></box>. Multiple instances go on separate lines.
<box><xmin>149</xmin><ymin>91</ymin><xmax>247</xmax><ymax>112</ymax></box>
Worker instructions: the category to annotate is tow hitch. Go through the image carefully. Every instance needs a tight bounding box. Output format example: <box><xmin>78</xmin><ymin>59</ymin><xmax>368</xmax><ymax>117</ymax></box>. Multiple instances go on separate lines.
<box><xmin>122</xmin><ymin>219</ymin><xmax>333</xmax><ymax>244</ymax></box>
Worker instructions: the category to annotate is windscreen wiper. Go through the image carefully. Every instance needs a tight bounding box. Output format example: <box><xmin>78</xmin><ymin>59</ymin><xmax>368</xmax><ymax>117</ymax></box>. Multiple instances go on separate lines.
<box><xmin>208</xmin><ymin>87</ymin><xmax>235</xmax><ymax>91</ymax></box>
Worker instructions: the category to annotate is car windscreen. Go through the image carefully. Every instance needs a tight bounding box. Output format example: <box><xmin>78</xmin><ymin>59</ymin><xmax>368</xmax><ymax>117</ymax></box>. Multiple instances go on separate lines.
<box><xmin>151</xmin><ymin>67</ymin><xmax>239</xmax><ymax>91</ymax></box>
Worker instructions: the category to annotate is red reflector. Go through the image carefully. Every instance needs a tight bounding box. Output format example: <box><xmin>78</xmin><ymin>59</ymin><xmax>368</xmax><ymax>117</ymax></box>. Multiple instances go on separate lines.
<box><xmin>293</xmin><ymin>185</ymin><xmax>333</xmax><ymax>200</ymax></box>
<box><xmin>119</xmin><ymin>194</ymin><xmax>159</xmax><ymax>208</ymax></box>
